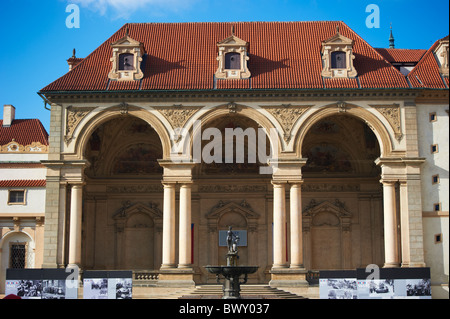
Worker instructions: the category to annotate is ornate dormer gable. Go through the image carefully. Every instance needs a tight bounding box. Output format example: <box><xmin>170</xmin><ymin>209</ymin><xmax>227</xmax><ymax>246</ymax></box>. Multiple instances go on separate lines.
<box><xmin>435</xmin><ymin>37</ymin><xmax>449</xmax><ymax>77</ymax></box>
<box><xmin>321</xmin><ymin>26</ymin><xmax>357</xmax><ymax>78</ymax></box>
<box><xmin>215</xmin><ymin>29</ymin><xmax>251</xmax><ymax>80</ymax></box>
<box><xmin>108</xmin><ymin>29</ymin><xmax>145</xmax><ymax>81</ymax></box>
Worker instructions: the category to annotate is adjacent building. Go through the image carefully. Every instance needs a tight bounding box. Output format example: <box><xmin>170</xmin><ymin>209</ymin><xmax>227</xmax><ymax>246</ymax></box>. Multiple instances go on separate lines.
<box><xmin>0</xmin><ymin>105</ymin><xmax>49</xmax><ymax>292</ymax></box>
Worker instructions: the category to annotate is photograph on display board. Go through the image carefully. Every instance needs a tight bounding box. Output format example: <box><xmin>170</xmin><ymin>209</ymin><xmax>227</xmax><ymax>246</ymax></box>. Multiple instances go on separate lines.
<box><xmin>405</xmin><ymin>279</ymin><xmax>431</xmax><ymax>298</ymax></box>
<box><xmin>42</xmin><ymin>280</ymin><xmax>66</xmax><ymax>299</ymax></box>
<box><xmin>390</xmin><ymin>279</ymin><xmax>432</xmax><ymax>299</ymax></box>
<box><xmin>321</xmin><ymin>278</ymin><xmax>358</xmax><ymax>299</ymax></box>
<box><xmin>111</xmin><ymin>278</ymin><xmax>133</xmax><ymax>299</ymax></box>
<box><xmin>83</xmin><ymin>278</ymin><xmax>108</xmax><ymax>299</ymax></box>
<box><xmin>6</xmin><ymin>280</ymin><xmax>42</xmax><ymax>299</ymax></box>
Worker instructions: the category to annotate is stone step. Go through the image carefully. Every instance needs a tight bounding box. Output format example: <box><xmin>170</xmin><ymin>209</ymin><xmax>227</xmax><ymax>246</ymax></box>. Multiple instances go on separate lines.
<box><xmin>181</xmin><ymin>285</ymin><xmax>306</xmax><ymax>299</ymax></box>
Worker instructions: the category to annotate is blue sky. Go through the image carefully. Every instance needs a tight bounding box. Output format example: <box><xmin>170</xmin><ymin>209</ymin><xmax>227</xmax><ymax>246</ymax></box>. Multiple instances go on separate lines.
<box><xmin>0</xmin><ymin>0</ymin><xmax>448</xmax><ymax>131</ymax></box>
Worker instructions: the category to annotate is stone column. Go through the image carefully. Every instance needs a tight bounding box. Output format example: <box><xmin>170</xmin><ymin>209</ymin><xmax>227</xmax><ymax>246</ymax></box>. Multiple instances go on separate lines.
<box><xmin>290</xmin><ymin>183</ymin><xmax>304</xmax><ymax>269</ymax></box>
<box><xmin>399</xmin><ymin>181</ymin><xmax>410</xmax><ymax>267</ymax></box>
<box><xmin>161</xmin><ymin>182</ymin><xmax>176</xmax><ymax>269</ymax></box>
<box><xmin>178</xmin><ymin>183</ymin><xmax>192</xmax><ymax>268</ymax></box>
<box><xmin>381</xmin><ymin>180</ymin><xmax>399</xmax><ymax>267</ymax></box>
<box><xmin>68</xmin><ymin>184</ymin><xmax>83</xmax><ymax>267</ymax></box>
<box><xmin>272</xmin><ymin>182</ymin><xmax>287</xmax><ymax>268</ymax></box>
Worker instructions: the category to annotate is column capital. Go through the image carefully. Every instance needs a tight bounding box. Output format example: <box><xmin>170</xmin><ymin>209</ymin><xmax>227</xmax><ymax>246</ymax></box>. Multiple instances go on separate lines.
<box><xmin>271</xmin><ymin>180</ymin><xmax>287</xmax><ymax>187</ymax></box>
<box><xmin>379</xmin><ymin>179</ymin><xmax>397</xmax><ymax>186</ymax></box>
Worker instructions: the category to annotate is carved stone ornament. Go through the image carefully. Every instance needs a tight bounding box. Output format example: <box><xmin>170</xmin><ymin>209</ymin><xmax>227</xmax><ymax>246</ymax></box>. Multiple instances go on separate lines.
<box><xmin>65</xmin><ymin>106</ymin><xmax>95</xmax><ymax>144</ymax></box>
<box><xmin>370</xmin><ymin>103</ymin><xmax>403</xmax><ymax>141</ymax></box>
<box><xmin>262</xmin><ymin>104</ymin><xmax>311</xmax><ymax>141</ymax></box>
<box><xmin>158</xmin><ymin>105</ymin><xmax>199</xmax><ymax>130</ymax></box>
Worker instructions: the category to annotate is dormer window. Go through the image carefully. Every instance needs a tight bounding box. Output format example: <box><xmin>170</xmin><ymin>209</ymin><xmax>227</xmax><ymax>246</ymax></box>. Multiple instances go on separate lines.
<box><xmin>321</xmin><ymin>26</ymin><xmax>357</xmax><ymax>78</ymax></box>
<box><xmin>435</xmin><ymin>38</ymin><xmax>449</xmax><ymax>77</ymax></box>
<box><xmin>215</xmin><ymin>28</ymin><xmax>251</xmax><ymax>80</ymax></box>
<box><xmin>108</xmin><ymin>26</ymin><xmax>145</xmax><ymax>81</ymax></box>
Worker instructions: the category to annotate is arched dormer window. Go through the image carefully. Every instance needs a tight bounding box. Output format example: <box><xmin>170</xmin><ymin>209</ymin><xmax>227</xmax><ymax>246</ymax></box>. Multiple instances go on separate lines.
<box><xmin>108</xmin><ymin>27</ymin><xmax>145</xmax><ymax>81</ymax></box>
<box><xmin>321</xmin><ymin>26</ymin><xmax>357</xmax><ymax>78</ymax></box>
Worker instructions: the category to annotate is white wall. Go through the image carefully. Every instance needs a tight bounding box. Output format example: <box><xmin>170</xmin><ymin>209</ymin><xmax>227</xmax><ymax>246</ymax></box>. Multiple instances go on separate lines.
<box><xmin>0</xmin><ymin>188</ymin><xmax>46</xmax><ymax>214</ymax></box>
<box><xmin>416</xmin><ymin>104</ymin><xmax>449</xmax><ymax>212</ymax></box>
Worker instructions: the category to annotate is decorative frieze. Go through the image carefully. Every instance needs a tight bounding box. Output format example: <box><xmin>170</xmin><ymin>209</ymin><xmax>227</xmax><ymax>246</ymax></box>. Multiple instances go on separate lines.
<box><xmin>198</xmin><ymin>184</ymin><xmax>267</xmax><ymax>193</ymax></box>
<box><xmin>106</xmin><ymin>184</ymin><xmax>163</xmax><ymax>193</ymax></box>
<box><xmin>1</xmin><ymin>140</ymin><xmax>48</xmax><ymax>153</ymax></box>
<box><xmin>301</xmin><ymin>183</ymin><xmax>360</xmax><ymax>192</ymax></box>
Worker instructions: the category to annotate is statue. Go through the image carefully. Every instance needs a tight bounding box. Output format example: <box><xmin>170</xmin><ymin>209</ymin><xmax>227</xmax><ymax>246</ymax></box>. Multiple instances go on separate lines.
<box><xmin>226</xmin><ymin>226</ymin><xmax>239</xmax><ymax>254</ymax></box>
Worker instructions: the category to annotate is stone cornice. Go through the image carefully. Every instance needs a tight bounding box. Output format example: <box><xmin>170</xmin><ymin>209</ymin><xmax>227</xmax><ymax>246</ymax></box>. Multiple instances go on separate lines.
<box><xmin>39</xmin><ymin>88</ymin><xmax>427</xmax><ymax>104</ymax></box>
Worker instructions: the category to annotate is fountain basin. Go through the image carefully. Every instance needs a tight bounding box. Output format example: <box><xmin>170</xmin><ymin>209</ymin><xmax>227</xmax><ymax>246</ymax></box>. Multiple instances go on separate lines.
<box><xmin>205</xmin><ymin>266</ymin><xmax>259</xmax><ymax>276</ymax></box>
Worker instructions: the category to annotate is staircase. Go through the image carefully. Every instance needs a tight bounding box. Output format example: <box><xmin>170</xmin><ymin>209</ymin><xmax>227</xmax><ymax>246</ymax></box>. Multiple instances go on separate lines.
<box><xmin>179</xmin><ymin>285</ymin><xmax>306</xmax><ymax>299</ymax></box>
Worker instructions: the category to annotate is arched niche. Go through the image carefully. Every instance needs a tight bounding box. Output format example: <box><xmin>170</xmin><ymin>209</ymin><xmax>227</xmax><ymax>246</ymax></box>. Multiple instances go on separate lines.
<box><xmin>113</xmin><ymin>202</ymin><xmax>163</xmax><ymax>270</ymax></box>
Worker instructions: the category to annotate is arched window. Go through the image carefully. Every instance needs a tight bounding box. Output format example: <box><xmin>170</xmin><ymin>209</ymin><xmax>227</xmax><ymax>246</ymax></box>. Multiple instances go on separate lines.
<box><xmin>119</xmin><ymin>53</ymin><xmax>134</xmax><ymax>71</ymax></box>
<box><xmin>331</xmin><ymin>51</ymin><xmax>346</xmax><ymax>69</ymax></box>
<box><xmin>225</xmin><ymin>52</ymin><xmax>241</xmax><ymax>70</ymax></box>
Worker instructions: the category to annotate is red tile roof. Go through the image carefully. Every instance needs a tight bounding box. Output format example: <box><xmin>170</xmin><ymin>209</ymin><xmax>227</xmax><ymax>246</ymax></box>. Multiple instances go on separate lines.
<box><xmin>375</xmin><ymin>48</ymin><xmax>427</xmax><ymax>63</ymax></box>
<box><xmin>0</xmin><ymin>119</ymin><xmax>49</xmax><ymax>146</ymax></box>
<box><xmin>407</xmin><ymin>36</ymin><xmax>449</xmax><ymax>89</ymax></box>
<box><xmin>41</xmin><ymin>21</ymin><xmax>420</xmax><ymax>92</ymax></box>
<box><xmin>0</xmin><ymin>180</ymin><xmax>46</xmax><ymax>187</ymax></box>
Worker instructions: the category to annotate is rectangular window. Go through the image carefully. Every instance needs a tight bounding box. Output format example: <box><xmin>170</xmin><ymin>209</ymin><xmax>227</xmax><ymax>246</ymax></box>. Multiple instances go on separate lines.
<box><xmin>432</xmin><ymin>174</ymin><xmax>440</xmax><ymax>184</ymax></box>
<box><xmin>435</xmin><ymin>233</ymin><xmax>442</xmax><ymax>244</ymax></box>
<box><xmin>9</xmin><ymin>243</ymin><xmax>26</xmax><ymax>269</ymax></box>
<box><xmin>429</xmin><ymin>112</ymin><xmax>437</xmax><ymax>122</ymax></box>
<box><xmin>431</xmin><ymin>144</ymin><xmax>438</xmax><ymax>154</ymax></box>
<box><xmin>8</xmin><ymin>190</ymin><xmax>26</xmax><ymax>205</ymax></box>
<box><xmin>434</xmin><ymin>203</ymin><xmax>441</xmax><ymax>212</ymax></box>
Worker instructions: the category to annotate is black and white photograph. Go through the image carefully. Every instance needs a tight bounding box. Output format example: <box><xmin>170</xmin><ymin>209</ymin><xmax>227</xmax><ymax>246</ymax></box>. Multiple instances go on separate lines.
<box><xmin>368</xmin><ymin>279</ymin><xmax>395</xmax><ymax>299</ymax></box>
<box><xmin>11</xmin><ymin>280</ymin><xmax>42</xmax><ymax>299</ymax></box>
<box><xmin>42</xmin><ymin>279</ymin><xmax>66</xmax><ymax>299</ymax></box>
<box><xmin>83</xmin><ymin>278</ymin><xmax>108</xmax><ymax>299</ymax></box>
<box><xmin>325</xmin><ymin>278</ymin><xmax>358</xmax><ymax>299</ymax></box>
<box><xmin>112</xmin><ymin>278</ymin><xmax>133</xmax><ymax>299</ymax></box>
<box><xmin>404</xmin><ymin>279</ymin><xmax>432</xmax><ymax>298</ymax></box>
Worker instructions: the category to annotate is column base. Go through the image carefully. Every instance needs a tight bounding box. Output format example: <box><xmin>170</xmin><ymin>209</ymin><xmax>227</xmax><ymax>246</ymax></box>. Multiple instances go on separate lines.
<box><xmin>158</xmin><ymin>268</ymin><xmax>195</xmax><ymax>287</ymax></box>
<box><xmin>383</xmin><ymin>262</ymin><xmax>400</xmax><ymax>268</ymax></box>
<box><xmin>269</xmin><ymin>268</ymin><xmax>309</xmax><ymax>288</ymax></box>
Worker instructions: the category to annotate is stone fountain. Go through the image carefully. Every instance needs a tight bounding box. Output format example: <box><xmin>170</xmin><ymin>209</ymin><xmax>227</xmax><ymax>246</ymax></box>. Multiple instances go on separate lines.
<box><xmin>205</xmin><ymin>227</ymin><xmax>259</xmax><ymax>299</ymax></box>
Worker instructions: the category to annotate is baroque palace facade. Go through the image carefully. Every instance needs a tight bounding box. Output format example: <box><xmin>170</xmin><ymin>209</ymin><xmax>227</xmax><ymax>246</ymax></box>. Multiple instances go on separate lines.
<box><xmin>32</xmin><ymin>22</ymin><xmax>448</xmax><ymax>297</ymax></box>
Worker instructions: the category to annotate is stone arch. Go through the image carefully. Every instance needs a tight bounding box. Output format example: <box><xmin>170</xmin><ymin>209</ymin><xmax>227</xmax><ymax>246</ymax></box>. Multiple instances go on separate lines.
<box><xmin>294</xmin><ymin>103</ymin><xmax>394</xmax><ymax>158</ymax></box>
<box><xmin>74</xmin><ymin>105</ymin><xmax>171</xmax><ymax>160</ymax></box>
<box><xmin>186</xmin><ymin>104</ymin><xmax>283</xmax><ymax>160</ymax></box>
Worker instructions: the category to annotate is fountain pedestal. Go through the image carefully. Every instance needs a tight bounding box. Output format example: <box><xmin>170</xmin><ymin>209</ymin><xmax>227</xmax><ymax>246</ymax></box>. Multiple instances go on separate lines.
<box><xmin>205</xmin><ymin>227</ymin><xmax>259</xmax><ymax>299</ymax></box>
